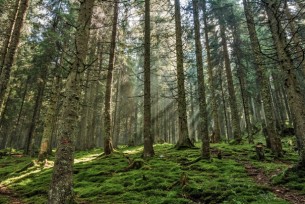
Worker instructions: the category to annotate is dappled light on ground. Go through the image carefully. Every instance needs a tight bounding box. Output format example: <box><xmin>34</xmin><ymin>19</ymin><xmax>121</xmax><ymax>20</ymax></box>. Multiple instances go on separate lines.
<box><xmin>123</xmin><ymin>147</ymin><xmax>143</xmax><ymax>155</ymax></box>
<box><xmin>0</xmin><ymin>137</ymin><xmax>304</xmax><ymax>203</ymax></box>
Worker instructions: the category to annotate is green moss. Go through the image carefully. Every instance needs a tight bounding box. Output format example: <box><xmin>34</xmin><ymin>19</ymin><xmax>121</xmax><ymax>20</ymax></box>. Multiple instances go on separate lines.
<box><xmin>0</xmin><ymin>156</ymin><xmax>32</xmax><ymax>180</ymax></box>
<box><xmin>1</xmin><ymin>138</ymin><xmax>300</xmax><ymax>204</ymax></box>
<box><xmin>0</xmin><ymin>196</ymin><xmax>10</xmax><ymax>203</ymax></box>
<box><xmin>272</xmin><ymin>167</ymin><xmax>305</xmax><ymax>194</ymax></box>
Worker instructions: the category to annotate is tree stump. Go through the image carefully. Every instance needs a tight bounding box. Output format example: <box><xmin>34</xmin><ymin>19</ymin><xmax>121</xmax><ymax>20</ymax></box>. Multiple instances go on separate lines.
<box><xmin>256</xmin><ymin>143</ymin><xmax>265</xmax><ymax>160</ymax></box>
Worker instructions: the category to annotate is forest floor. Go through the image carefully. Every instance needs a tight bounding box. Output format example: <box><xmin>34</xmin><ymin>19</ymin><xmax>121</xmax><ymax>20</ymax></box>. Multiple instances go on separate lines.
<box><xmin>0</xmin><ymin>136</ymin><xmax>304</xmax><ymax>204</ymax></box>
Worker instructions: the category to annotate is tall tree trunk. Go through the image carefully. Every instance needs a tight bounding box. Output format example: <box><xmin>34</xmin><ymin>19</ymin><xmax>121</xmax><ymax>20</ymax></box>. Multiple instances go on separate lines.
<box><xmin>284</xmin><ymin>4</ymin><xmax>305</xmax><ymax>77</ymax></box>
<box><xmin>264</xmin><ymin>0</ymin><xmax>305</xmax><ymax>165</ymax></box>
<box><xmin>6</xmin><ymin>77</ymin><xmax>28</xmax><ymax>150</ymax></box>
<box><xmin>112</xmin><ymin>69</ymin><xmax>122</xmax><ymax>148</ymax></box>
<box><xmin>220</xmin><ymin>65</ymin><xmax>231</xmax><ymax>142</ymax></box>
<box><xmin>86</xmin><ymin>45</ymin><xmax>101</xmax><ymax>150</ymax></box>
<box><xmin>48</xmin><ymin>0</ymin><xmax>95</xmax><ymax>202</ymax></box>
<box><xmin>281</xmin><ymin>85</ymin><xmax>293</xmax><ymax>126</ymax></box>
<box><xmin>0</xmin><ymin>0</ymin><xmax>20</xmax><ymax>74</ymax></box>
<box><xmin>38</xmin><ymin>74</ymin><xmax>60</xmax><ymax>161</ymax></box>
<box><xmin>243</xmin><ymin>0</ymin><xmax>283</xmax><ymax>157</ymax></box>
<box><xmin>189</xmin><ymin>83</ymin><xmax>196</xmax><ymax>142</ymax></box>
<box><xmin>219</xmin><ymin>22</ymin><xmax>242</xmax><ymax>143</ymax></box>
<box><xmin>0</xmin><ymin>0</ymin><xmax>29</xmax><ymax>111</ymax></box>
<box><xmin>143</xmin><ymin>0</ymin><xmax>155</xmax><ymax>157</ymax></box>
<box><xmin>202</xmin><ymin>0</ymin><xmax>221</xmax><ymax>143</ymax></box>
<box><xmin>77</xmin><ymin>69</ymin><xmax>91</xmax><ymax>150</ymax></box>
<box><xmin>192</xmin><ymin>0</ymin><xmax>210</xmax><ymax>158</ymax></box>
<box><xmin>231</xmin><ymin>21</ymin><xmax>253</xmax><ymax>143</ymax></box>
<box><xmin>104</xmin><ymin>0</ymin><xmax>119</xmax><ymax>155</ymax></box>
<box><xmin>174</xmin><ymin>0</ymin><xmax>194</xmax><ymax>149</ymax></box>
<box><xmin>237</xmin><ymin>64</ymin><xmax>252</xmax><ymax>143</ymax></box>
<box><xmin>24</xmin><ymin>75</ymin><xmax>46</xmax><ymax>156</ymax></box>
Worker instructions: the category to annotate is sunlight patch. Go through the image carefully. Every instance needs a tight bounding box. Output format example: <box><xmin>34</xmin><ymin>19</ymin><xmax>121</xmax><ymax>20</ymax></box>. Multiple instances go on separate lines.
<box><xmin>123</xmin><ymin>147</ymin><xmax>143</xmax><ymax>154</ymax></box>
<box><xmin>74</xmin><ymin>153</ymin><xmax>100</xmax><ymax>164</ymax></box>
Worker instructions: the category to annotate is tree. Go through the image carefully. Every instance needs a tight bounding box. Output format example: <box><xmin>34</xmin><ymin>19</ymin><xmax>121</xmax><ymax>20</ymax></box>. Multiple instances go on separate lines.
<box><xmin>228</xmin><ymin>8</ymin><xmax>253</xmax><ymax>144</ymax></box>
<box><xmin>192</xmin><ymin>0</ymin><xmax>210</xmax><ymax>159</ymax></box>
<box><xmin>0</xmin><ymin>0</ymin><xmax>29</xmax><ymax>115</ymax></box>
<box><xmin>219</xmin><ymin>14</ymin><xmax>242</xmax><ymax>143</ymax></box>
<box><xmin>104</xmin><ymin>0</ymin><xmax>119</xmax><ymax>155</ymax></box>
<box><xmin>201</xmin><ymin>0</ymin><xmax>221</xmax><ymax>143</ymax></box>
<box><xmin>48</xmin><ymin>0</ymin><xmax>95</xmax><ymax>202</ymax></box>
<box><xmin>143</xmin><ymin>0</ymin><xmax>155</xmax><ymax>157</ymax></box>
<box><xmin>242</xmin><ymin>0</ymin><xmax>283</xmax><ymax>157</ymax></box>
<box><xmin>264</xmin><ymin>0</ymin><xmax>305</xmax><ymax>166</ymax></box>
<box><xmin>174</xmin><ymin>0</ymin><xmax>194</xmax><ymax>149</ymax></box>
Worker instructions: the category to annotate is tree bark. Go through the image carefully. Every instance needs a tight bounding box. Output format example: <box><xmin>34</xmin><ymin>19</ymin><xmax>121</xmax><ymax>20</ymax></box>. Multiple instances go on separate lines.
<box><xmin>143</xmin><ymin>0</ymin><xmax>155</xmax><ymax>157</ymax></box>
<box><xmin>242</xmin><ymin>0</ymin><xmax>283</xmax><ymax>157</ymax></box>
<box><xmin>284</xmin><ymin>4</ymin><xmax>305</xmax><ymax>77</ymax></box>
<box><xmin>174</xmin><ymin>0</ymin><xmax>194</xmax><ymax>149</ymax></box>
<box><xmin>48</xmin><ymin>0</ymin><xmax>95</xmax><ymax>202</ymax></box>
<box><xmin>0</xmin><ymin>0</ymin><xmax>20</xmax><ymax>75</ymax></box>
<box><xmin>201</xmin><ymin>0</ymin><xmax>221</xmax><ymax>143</ymax></box>
<box><xmin>230</xmin><ymin>20</ymin><xmax>253</xmax><ymax>143</ymax></box>
<box><xmin>264</xmin><ymin>0</ymin><xmax>305</xmax><ymax>165</ymax></box>
<box><xmin>38</xmin><ymin>74</ymin><xmax>60</xmax><ymax>161</ymax></box>
<box><xmin>0</xmin><ymin>0</ymin><xmax>29</xmax><ymax>114</ymax></box>
<box><xmin>219</xmin><ymin>22</ymin><xmax>242</xmax><ymax>143</ymax></box>
<box><xmin>24</xmin><ymin>74</ymin><xmax>46</xmax><ymax>156</ymax></box>
<box><xmin>104</xmin><ymin>0</ymin><xmax>119</xmax><ymax>155</ymax></box>
<box><xmin>192</xmin><ymin>0</ymin><xmax>210</xmax><ymax>159</ymax></box>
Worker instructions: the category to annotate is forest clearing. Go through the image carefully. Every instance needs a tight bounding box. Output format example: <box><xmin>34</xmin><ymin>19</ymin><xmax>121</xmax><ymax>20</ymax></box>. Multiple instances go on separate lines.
<box><xmin>0</xmin><ymin>0</ymin><xmax>305</xmax><ymax>203</ymax></box>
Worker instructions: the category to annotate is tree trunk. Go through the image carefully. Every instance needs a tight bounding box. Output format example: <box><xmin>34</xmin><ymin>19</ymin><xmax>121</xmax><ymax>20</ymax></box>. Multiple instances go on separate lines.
<box><xmin>174</xmin><ymin>0</ymin><xmax>194</xmax><ymax>149</ymax></box>
<box><xmin>112</xmin><ymin>67</ymin><xmax>122</xmax><ymax>148</ymax></box>
<box><xmin>24</xmin><ymin>75</ymin><xmax>46</xmax><ymax>156</ymax></box>
<box><xmin>189</xmin><ymin>83</ymin><xmax>196</xmax><ymax>142</ymax></box>
<box><xmin>0</xmin><ymin>0</ymin><xmax>29</xmax><ymax>110</ymax></box>
<box><xmin>104</xmin><ymin>0</ymin><xmax>119</xmax><ymax>155</ymax></box>
<box><xmin>219</xmin><ymin>22</ymin><xmax>242</xmax><ymax>143</ymax></box>
<box><xmin>284</xmin><ymin>4</ymin><xmax>305</xmax><ymax>77</ymax></box>
<box><xmin>264</xmin><ymin>0</ymin><xmax>305</xmax><ymax>165</ymax></box>
<box><xmin>38</xmin><ymin>74</ymin><xmax>60</xmax><ymax>161</ymax></box>
<box><xmin>192</xmin><ymin>0</ymin><xmax>210</xmax><ymax>159</ymax></box>
<box><xmin>220</xmin><ymin>66</ymin><xmax>231</xmax><ymax>142</ymax></box>
<box><xmin>243</xmin><ymin>0</ymin><xmax>283</xmax><ymax>157</ymax></box>
<box><xmin>77</xmin><ymin>69</ymin><xmax>91</xmax><ymax>150</ymax></box>
<box><xmin>143</xmin><ymin>0</ymin><xmax>155</xmax><ymax>157</ymax></box>
<box><xmin>48</xmin><ymin>0</ymin><xmax>95</xmax><ymax>202</ymax></box>
<box><xmin>202</xmin><ymin>0</ymin><xmax>221</xmax><ymax>143</ymax></box>
<box><xmin>0</xmin><ymin>0</ymin><xmax>20</xmax><ymax>74</ymax></box>
<box><xmin>231</xmin><ymin>21</ymin><xmax>253</xmax><ymax>143</ymax></box>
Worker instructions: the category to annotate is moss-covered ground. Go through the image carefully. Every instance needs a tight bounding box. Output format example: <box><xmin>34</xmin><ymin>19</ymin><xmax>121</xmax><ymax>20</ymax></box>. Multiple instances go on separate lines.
<box><xmin>0</xmin><ymin>136</ymin><xmax>303</xmax><ymax>203</ymax></box>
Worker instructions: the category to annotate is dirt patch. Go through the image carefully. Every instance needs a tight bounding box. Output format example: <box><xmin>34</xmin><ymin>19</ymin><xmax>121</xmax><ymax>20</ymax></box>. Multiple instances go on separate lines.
<box><xmin>243</xmin><ymin>162</ymin><xmax>305</xmax><ymax>204</ymax></box>
<box><xmin>0</xmin><ymin>184</ymin><xmax>24</xmax><ymax>204</ymax></box>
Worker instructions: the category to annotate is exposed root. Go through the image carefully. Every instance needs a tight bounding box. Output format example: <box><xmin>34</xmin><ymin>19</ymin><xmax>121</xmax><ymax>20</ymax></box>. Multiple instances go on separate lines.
<box><xmin>175</xmin><ymin>138</ymin><xmax>195</xmax><ymax>150</ymax></box>
<box><xmin>115</xmin><ymin>155</ymin><xmax>144</xmax><ymax>173</ymax></box>
<box><xmin>122</xmin><ymin>159</ymin><xmax>144</xmax><ymax>172</ymax></box>
<box><xmin>168</xmin><ymin>172</ymin><xmax>188</xmax><ymax>190</ymax></box>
